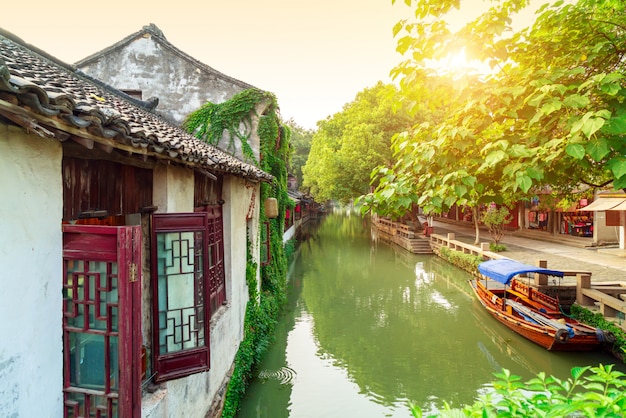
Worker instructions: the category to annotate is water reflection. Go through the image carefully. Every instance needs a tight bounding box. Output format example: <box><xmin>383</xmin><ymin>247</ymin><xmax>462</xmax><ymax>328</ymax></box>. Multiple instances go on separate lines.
<box><xmin>237</xmin><ymin>213</ymin><xmax>622</xmax><ymax>418</ymax></box>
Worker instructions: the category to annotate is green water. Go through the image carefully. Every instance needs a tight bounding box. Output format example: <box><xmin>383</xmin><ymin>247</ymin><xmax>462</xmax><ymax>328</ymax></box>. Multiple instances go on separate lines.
<box><xmin>236</xmin><ymin>213</ymin><xmax>622</xmax><ymax>418</ymax></box>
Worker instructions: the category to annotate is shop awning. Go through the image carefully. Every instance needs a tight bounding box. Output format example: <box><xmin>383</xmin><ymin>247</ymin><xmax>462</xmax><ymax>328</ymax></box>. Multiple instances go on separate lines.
<box><xmin>612</xmin><ymin>200</ymin><xmax>626</xmax><ymax>210</ymax></box>
<box><xmin>579</xmin><ymin>197</ymin><xmax>626</xmax><ymax>211</ymax></box>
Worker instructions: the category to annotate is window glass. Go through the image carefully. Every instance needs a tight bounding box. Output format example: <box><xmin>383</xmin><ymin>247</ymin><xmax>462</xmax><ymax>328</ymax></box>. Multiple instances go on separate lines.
<box><xmin>156</xmin><ymin>231</ymin><xmax>205</xmax><ymax>354</ymax></box>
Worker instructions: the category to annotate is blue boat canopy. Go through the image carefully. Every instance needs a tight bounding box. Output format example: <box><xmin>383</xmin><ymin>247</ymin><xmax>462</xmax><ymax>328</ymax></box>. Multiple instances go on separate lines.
<box><xmin>478</xmin><ymin>259</ymin><xmax>564</xmax><ymax>285</ymax></box>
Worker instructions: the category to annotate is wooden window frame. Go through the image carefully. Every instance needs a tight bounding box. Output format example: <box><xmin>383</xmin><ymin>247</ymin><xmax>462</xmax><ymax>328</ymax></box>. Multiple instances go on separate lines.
<box><xmin>151</xmin><ymin>213</ymin><xmax>211</xmax><ymax>382</ymax></box>
<box><xmin>62</xmin><ymin>225</ymin><xmax>142</xmax><ymax>418</ymax></box>
<box><xmin>195</xmin><ymin>205</ymin><xmax>226</xmax><ymax>315</ymax></box>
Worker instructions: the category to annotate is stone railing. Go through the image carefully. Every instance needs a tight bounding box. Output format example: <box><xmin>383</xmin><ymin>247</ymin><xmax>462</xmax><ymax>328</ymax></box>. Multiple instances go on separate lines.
<box><xmin>577</xmin><ymin>275</ymin><xmax>626</xmax><ymax>323</ymax></box>
<box><xmin>429</xmin><ymin>232</ymin><xmax>504</xmax><ymax>260</ymax></box>
<box><xmin>430</xmin><ymin>232</ymin><xmax>626</xmax><ymax>317</ymax></box>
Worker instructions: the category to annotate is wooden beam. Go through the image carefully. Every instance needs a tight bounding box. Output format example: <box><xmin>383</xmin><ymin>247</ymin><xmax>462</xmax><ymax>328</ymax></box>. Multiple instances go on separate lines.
<box><xmin>63</xmin><ymin>140</ymin><xmax>156</xmax><ymax>170</ymax></box>
<box><xmin>71</xmin><ymin>136</ymin><xmax>94</xmax><ymax>149</ymax></box>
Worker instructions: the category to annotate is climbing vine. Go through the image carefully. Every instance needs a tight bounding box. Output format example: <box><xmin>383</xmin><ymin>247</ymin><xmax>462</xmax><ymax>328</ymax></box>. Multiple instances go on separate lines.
<box><xmin>192</xmin><ymin>89</ymin><xmax>295</xmax><ymax>418</ymax></box>
<box><xmin>183</xmin><ymin>88</ymin><xmax>278</xmax><ymax>163</ymax></box>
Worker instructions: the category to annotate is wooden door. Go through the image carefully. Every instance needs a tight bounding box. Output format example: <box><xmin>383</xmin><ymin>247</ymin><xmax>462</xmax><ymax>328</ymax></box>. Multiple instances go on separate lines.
<box><xmin>62</xmin><ymin>225</ymin><xmax>142</xmax><ymax>418</ymax></box>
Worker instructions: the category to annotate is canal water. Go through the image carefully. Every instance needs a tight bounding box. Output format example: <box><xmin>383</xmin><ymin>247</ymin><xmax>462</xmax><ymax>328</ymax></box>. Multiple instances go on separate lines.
<box><xmin>236</xmin><ymin>213</ymin><xmax>622</xmax><ymax>418</ymax></box>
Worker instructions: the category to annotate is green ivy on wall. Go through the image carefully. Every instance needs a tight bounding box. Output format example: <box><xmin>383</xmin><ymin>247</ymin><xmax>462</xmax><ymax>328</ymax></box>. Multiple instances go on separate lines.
<box><xmin>183</xmin><ymin>88</ymin><xmax>278</xmax><ymax>163</ymax></box>
<box><xmin>185</xmin><ymin>89</ymin><xmax>294</xmax><ymax>418</ymax></box>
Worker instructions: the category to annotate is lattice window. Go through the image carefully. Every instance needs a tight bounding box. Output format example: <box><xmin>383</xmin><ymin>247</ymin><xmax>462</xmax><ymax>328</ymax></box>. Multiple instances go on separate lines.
<box><xmin>151</xmin><ymin>213</ymin><xmax>210</xmax><ymax>382</ymax></box>
<box><xmin>155</xmin><ymin>231</ymin><xmax>205</xmax><ymax>353</ymax></box>
<box><xmin>64</xmin><ymin>260</ymin><xmax>119</xmax><ymax>417</ymax></box>
<box><xmin>206</xmin><ymin>205</ymin><xmax>225</xmax><ymax>313</ymax></box>
<box><xmin>62</xmin><ymin>225</ymin><xmax>141</xmax><ymax>418</ymax></box>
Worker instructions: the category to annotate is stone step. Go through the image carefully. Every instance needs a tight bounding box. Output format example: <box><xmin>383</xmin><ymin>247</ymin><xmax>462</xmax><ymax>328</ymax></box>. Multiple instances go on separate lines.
<box><xmin>407</xmin><ymin>238</ymin><xmax>433</xmax><ymax>254</ymax></box>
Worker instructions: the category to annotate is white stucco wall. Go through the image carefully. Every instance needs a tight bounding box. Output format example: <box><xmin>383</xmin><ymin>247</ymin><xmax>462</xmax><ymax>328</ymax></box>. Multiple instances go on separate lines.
<box><xmin>594</xmin><ymin>211</ymin><xmax>620</xmax><ymax>244</ymax></box>
<box><xmin>0</xmin><ymin>125</ymin><xmax>63</xmax><ymax>418</ymax></box>
<box><xmin>153</xmin><ymin>163</ymin><xmax>195</xmax><ymax>214</ymax></box>
<box><xmin>222</xmin><ymin>176</ymin><xmax>257</xmax><ymax>335</ymax></box>
<box><xmin>144</xmin><ymin>170</ymin><xmax>253</xmax><ymax>418</ymax></box>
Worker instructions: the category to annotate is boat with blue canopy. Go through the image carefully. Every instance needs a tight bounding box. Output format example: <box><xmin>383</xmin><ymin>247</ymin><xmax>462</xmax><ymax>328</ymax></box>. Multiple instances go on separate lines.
<box><xmin>470</xmin><ymin>259</ymin><xmax>606</xmax><ymax>351</ymax></box>
<box><xmin>477</xmin><ymin>259</ymin><xmax>564</xmax><ymax>285</ymax></box>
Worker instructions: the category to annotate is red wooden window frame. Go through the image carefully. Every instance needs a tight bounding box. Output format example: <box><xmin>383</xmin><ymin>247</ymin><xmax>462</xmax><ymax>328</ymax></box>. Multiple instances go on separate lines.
<box><xmin>195</xmin><ymin>204</ymin><xmax>227</xmax><ymax>315</ymax></box>
<box><xmin>205</xmin><ymin>205</ymin><xmax>226</xmax><ymax>314</ymax></box>
<box><xmin>62</xmin><ymin>225</ymin><xmax>142</xmax><ymax>418</ymax></box>
<box><xmin>151</xmin><ymin>213</ymin><xmax>211</xmax><ymax>382</ymax></box>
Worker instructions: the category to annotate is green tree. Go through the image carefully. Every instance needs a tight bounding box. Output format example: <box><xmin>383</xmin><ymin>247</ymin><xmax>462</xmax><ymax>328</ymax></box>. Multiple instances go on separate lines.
<box><xmin>359</xmin><ymin>70</ymin><xmax>513</xmax><ymax>242</ymax></box>
<box><xmin>302</xmin><ymin>82</ymin><xmax>412</xmax><ymax>204</ymax></box>
<box><xmin>364</xmin><ymin>0</ymin><xmax>626</xmax><ymax>243</ymax></box>
<box><xmin>496</xmin><ymin>0</ymin><xmax>626</xmax><ymax>193</ymax></box>
<box><xmin>481</xmin><ymin>205</ymin><xmax>513</xmax><ymax>246</ymax></box>
<box><xmin>284</xmin><ymin>118</ymin><xmax>314</xmax><ymax>188</ymax></box>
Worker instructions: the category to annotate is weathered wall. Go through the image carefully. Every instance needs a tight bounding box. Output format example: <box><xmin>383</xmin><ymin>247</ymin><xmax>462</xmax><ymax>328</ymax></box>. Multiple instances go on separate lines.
<box><xmin>77</xmin><ymin>32</ymin><xmax>264</xmax><ymax>163</ymax></box>
<box><xmin>222</xmin><ymin>176</ymin><xmax>258</xmax><ymax>335</ymax></box>
<box><xmin>0</xmin><ymin>124</ymin><xmax>64</xmax><ymax>417</ymax></box>
<box><xmin>153</xmin><ymin>163</ymin><xmax>195</xmax><ymax>213</ymax></box>
<box><xmin>77</xmin><ymin>34</ymin><xmax>246</xmax><ymax>128</ymax></box>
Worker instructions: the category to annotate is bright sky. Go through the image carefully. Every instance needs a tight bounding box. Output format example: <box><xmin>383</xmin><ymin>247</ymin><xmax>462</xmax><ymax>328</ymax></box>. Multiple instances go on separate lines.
<box><xmin>0</xmin><ymin>1</ymin><xmax>541</xmax><ymax>130</ymax></box>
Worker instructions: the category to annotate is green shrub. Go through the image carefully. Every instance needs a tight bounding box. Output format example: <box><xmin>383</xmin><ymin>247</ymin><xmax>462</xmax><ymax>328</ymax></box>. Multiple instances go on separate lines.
<box><xmin>439</xmin><ymin>246</ymin><xmax>483</xmax><ymax>274</ymax></box>
<box><xmin>489</xmin><ymin>242</ymin><xmax>506</xmax><ymax>252</ymax></box>
<box><xmin>570</xmin><ymin>304</ymin><xmax>626</xmax><ymax>361</ymax></box>
<box><xmin>410</xmin><ymin>364</ymin><xmax>626</xmax><ymax>417</ymax></box>
<box><xmin>217</xmin><ymin>91</ymin><xmax>291</xmax><ymax>418</ymax></box>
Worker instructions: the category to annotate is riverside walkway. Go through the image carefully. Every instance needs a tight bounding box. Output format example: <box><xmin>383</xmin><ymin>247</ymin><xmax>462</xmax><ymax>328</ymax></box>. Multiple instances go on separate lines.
<box><xmin>431</xmin><ymin>219</ymin><xmax>626</xmax><ymax>284</ymax></box>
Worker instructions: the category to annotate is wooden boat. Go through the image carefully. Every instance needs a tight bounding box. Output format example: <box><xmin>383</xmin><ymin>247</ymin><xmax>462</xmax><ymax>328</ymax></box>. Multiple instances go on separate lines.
<box><xmin>470</xmin><ymin>259</ymin><xmax>606</xmax><ymax>351</ymax></box>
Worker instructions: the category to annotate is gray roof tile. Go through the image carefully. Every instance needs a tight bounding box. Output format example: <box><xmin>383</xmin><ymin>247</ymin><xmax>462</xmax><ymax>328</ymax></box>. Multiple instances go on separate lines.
<box><xmin>0</xmin><ymin>31</ymin><xmax>273</xmax><ymax>182</ymax></box>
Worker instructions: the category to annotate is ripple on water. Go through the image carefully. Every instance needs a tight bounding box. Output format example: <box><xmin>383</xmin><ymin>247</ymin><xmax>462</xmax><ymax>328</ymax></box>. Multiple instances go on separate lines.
<box><xmin>257</xmin><ymin>366</ymin><xmax>297</xmax><ymax>385</ymax></box>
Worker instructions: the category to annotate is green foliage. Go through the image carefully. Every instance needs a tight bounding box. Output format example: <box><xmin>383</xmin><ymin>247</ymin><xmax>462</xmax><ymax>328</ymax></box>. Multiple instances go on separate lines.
<box><xmin>283</xmin><ymin>238</ymin><xmax>296</xmax><ymax>261</ymax></box>
<box><xmin>183</xmin><ymin>88</ymin><xmax>278</xmax><ymax>163</ymax></box>
<box><xmin>358</xmin><ymin>73</ymin><xmax>508</xmax><ymax>245</ymax></box>
<box><xmin>570</xmin><ymin>304</ymin><xmax>626</xmax><ymax>361</ymax></box>
<box><xmin>481</xmin><ymin>206</ymin><xmax>513</xmax><ymax>245</ymax></box>
<box><xmin>302</xmin><ymin>82</ymin><xmax>413</xmax><ymax>204</ymax></box>
<box><xmin>284</xmin><ymin>119</ymin><xmax>314</xmax><ymax>187</ymax></box>
<box><xmin>221</xmin><ymin>291</ymin><xmax>281</xmax><ymax>418</ymax></box>
<box><xmin>411</xmin><ymin>364</ymin><xmax>626</xmax><ymax>417</ymax></box>
<box><xmin>489</xmin><ymin>242</ymin><xmax>507</xmax><ymax>252</ymax></box>
<box><xmin>371</xmin><ymin>0</ymin><xmax>626</xmax><ymax>234</ymax></box>
<box><xmin>202</xmin><ymin>90</ymin><xmax>292</xmax><ymax>418</ymax></box>
<box><xmin>438</xmin><ymin>246</ymin><xmax>483</xmax><ymax>274</ymax></box>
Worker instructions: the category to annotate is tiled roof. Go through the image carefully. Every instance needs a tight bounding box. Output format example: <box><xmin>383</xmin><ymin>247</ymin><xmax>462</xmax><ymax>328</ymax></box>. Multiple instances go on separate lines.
<box><xmin>75</xmin><ymin>23</ymin><xmax>255</xmax><ymax>91</ymax></box>
<box><xmin>0</xmin><ymin>29</ymin><xmax>273</xmax><ymax>182</ymax></box>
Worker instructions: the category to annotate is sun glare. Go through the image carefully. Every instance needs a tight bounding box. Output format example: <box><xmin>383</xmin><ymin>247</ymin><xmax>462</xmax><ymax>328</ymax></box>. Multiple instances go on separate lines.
<box><xmin>428</xmin><ymin>49</ymin><xmax>492</xmax><ymax>78</ymax></box>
